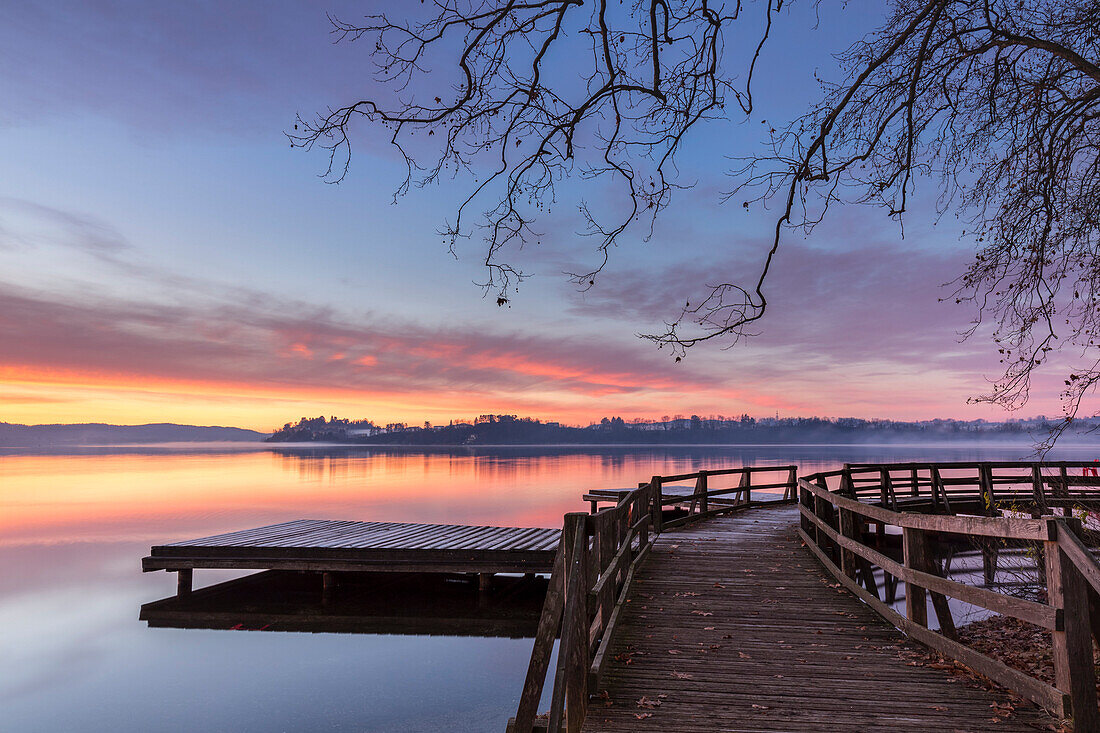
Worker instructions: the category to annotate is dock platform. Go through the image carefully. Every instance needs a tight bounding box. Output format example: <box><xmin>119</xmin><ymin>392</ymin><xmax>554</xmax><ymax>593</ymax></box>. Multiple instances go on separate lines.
<box><xmin>143</xmin><ymin>519</ymin><xmax>561</xmax><ymax>593</ymax></box>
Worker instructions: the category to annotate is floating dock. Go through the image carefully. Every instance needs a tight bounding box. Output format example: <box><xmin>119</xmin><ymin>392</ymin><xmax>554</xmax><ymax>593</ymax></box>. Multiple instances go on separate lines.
<box><xmin>143</xmin><ymin>519</ymin><xmax>561</xmax><ymax>594</ymax></box>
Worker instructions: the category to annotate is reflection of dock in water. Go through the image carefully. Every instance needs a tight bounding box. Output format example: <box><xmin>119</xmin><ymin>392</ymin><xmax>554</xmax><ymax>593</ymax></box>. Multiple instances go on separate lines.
<box><xmin>140</xmin><ymin>570</ymin><xmax>549</xmax><ymax>638</ymax></box>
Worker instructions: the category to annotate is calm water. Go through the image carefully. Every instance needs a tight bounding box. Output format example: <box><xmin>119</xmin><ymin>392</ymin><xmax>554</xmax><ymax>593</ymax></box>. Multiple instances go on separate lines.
<box><xmin>3</xmin><ymin>441</ymin><xmax>1098</xmax><ymax>732</ymax></box>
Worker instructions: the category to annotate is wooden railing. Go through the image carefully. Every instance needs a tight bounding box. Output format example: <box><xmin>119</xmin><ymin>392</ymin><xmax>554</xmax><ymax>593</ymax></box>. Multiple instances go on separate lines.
<box><xmin>799</xmin><ymin>462</ymin><xmax>1100</xmax><ymax>727</ymax></box>
<box><xmin>509</xmin><ymin>465</ymin><xmax>798</xmax><ymax>733</ymax></box>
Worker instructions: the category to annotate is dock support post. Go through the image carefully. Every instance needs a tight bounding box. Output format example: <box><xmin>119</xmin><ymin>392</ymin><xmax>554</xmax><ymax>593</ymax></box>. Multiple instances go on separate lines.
<box><xmin>479</xmin><ymin>573</ymin><xmax>493</xmax><ymax>592</ymax></box>
<box><xmin>176</xmin><ymin>569</ymin><xmax>192</xmax><ymax>598</ymax></box>
<box><xmin>322</xmin><ymin>572</ymin><xmax>336</xmax><ymax>605</ymax></box>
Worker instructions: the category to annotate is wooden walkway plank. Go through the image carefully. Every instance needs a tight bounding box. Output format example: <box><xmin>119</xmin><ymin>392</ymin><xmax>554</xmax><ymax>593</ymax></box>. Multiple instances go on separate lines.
<box><xmin>582</xmin><ymin>505</ymin><xmax>1055</xmax><ymax>732</ymax></box>
<box><xmin>144</xmin><ymin>520</ymin><xmax>562</xmax><ymax>575</ymax></box>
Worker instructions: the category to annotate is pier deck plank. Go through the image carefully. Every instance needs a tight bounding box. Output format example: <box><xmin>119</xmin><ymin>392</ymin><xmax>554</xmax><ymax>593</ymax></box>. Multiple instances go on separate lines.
<box><xmin>582</xmin><ymin>505</ymin><xmax>1055</xmax><ymax>732</ymax></box>
<box><xmin>143</xmin><ymin>519</ymin><xmax>560</xmax><ymax>574</ymax></box>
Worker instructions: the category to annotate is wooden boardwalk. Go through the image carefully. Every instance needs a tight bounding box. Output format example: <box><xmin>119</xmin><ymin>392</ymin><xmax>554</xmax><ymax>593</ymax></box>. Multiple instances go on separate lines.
<box><xmin>583</xmin><ymin>505</ymin><xmax>1054</xmax><ymax>732</ymax></box>
<box><xmin>143</xmin><ymin>519</ymin><xmax>561</xmax><ymax>588</ymax></box>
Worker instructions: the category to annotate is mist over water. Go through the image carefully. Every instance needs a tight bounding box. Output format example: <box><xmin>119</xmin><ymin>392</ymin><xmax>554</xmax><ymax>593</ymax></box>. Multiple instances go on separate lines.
<box><xmin>3</xmin><ymin>442</ymin><xmax>1097</xmax><ymax>732</ymax></box>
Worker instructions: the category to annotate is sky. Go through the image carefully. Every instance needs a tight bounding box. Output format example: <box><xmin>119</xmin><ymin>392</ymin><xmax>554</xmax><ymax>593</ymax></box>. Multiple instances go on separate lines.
<box><xmin>0</xmin><ymin>1</ymin><xmax>1073</xmax><ymax>431</ymax></box>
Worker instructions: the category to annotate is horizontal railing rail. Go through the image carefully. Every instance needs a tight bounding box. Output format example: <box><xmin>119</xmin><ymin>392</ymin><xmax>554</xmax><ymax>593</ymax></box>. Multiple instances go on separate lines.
<box><xmin>509</xmin><ymin>465</ymin><xmax>798</xmax><ymax>733</ymax></box>
<box><xmin>798</xmin><ymin>463</ymin><xmax>1100</xmax><ymax>727</ymax></box>
<box><xmin>818</xmin><ymin>462</ymin><xmax>1100</xmax><ymax>518</ymax></box>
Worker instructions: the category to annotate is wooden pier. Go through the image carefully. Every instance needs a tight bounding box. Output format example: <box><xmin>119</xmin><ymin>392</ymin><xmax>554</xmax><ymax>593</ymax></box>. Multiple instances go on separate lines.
<box><xmin>510</xmin><ymin>463</ymin><xmax>1100</xmax><ymax>732</ymax></box>
<box><xmin>581</xmin><ymin>505</ymin><xmax>1053</xmax><ymax>731</ymax></box>
<box><xmin>143</xmin><ymin>519</ymin><xmax>560</xmax><ymax>595</ymax></box>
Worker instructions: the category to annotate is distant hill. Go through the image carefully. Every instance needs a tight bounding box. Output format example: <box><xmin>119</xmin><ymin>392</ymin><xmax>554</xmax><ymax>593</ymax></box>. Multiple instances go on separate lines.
<box><xmin>0</xmin><ymin>422</ymin><xmax>268</xmax><ymax>447</ymax></box>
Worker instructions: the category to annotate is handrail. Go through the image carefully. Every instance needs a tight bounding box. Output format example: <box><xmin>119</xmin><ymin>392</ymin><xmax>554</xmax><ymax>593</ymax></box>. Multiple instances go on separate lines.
<box><xmin>508</xmin><ymin>465</ymin><xmax>798</xmax><ymax>733</ymax></box>
<box><xmin>797</xmin><ymin>463</ymin><xmax>1100</xmax><ymax>727</ymax></box>
<box><xmin>804</xmin><ymin>462</ymin><xmax>1100</xmax><ymax>516</ymax></box>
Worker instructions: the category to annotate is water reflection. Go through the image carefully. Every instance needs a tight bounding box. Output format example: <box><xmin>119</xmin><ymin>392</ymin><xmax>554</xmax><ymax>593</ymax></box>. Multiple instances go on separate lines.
<box><xmin>141</xmin><ymin>571</ymin><xmax>549</xmax><ymax>638</ymax></box>
<box><xmin>4</xmin><ymin>442</ymin><xmax>1097</xmax><ymax>732</ymax></box>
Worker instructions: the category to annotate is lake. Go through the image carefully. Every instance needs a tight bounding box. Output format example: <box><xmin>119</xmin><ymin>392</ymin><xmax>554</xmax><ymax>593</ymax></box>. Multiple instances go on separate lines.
<box><xmin>3</xmin><ymin>441</ymin><xmax>1097</xmax><ymax>732</ymax></box>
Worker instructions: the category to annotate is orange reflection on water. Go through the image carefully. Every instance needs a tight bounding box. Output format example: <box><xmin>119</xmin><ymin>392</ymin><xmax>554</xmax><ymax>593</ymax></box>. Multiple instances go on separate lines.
<box><xmin>1</xmin><ymin>447</ymin><xmax>799</xmax><ymax>546</ymax></box>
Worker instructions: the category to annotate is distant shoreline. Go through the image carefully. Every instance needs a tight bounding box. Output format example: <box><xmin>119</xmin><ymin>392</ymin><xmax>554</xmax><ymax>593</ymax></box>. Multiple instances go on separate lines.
<box><xmin>0</xmin><ymin>422</ymin><xmax>268</xmax><ymax>448</ymax></box>
<box><xmin>270</xmin><ymin>414</ymin><xmax>1100</xmax><ymax>448</ymax></box>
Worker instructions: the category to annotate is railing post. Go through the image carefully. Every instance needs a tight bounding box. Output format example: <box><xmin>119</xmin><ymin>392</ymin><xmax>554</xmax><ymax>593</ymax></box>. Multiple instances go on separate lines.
<box><xmin>930</xmin><ymin>466</ymin><xmax>951</xmax><ymax>515</ymax></box>
<box><xmin>650</xmin><ymin>476</ymin><xmax>663</xmax><ymax>534</ymax></box>
<box><xmin>978</xmin><ymin>463</ymin><xmax>995</xmax><ymax>516</ymax></box>
<box><xmin>559</xmin><ymin>513</ymin><xmax>590</xmax><ymax>733</ymax></box>
<box><xmin>595</xmin><ymin>512</ymin><xmax>614</xmax><ymax>634</ymax></box>
<box><xmin>698</xmin><ymin>470</ymin><xmax>709</xmax><ymax>515</ymax></box>
<box><xmin>514</xmin><ymin>527</ymin><xmax>569</xmax><ymax>732</ymax></box>
<box><xmin>813</xmin><ymin>493</ymin><xmax>839</xmax><ymax>564</ymax></box>
<box><xmin>812</xmin><ymin>476</ymin><xmax>829</xmax><ymax>547</ymax></box>
<box><xmin>738</xmin><ymin>469</ymin><xmax>751</xmax><ymax>505</ymax></box>
<box><xmin>1056</xmin><ymin>466</ymin><xmax>1070</xmax><ymax>516</ymax></box>
<box><xmin>839</xmin><ymin>466</ymin><xmax>855</xmax><ymax>497</ymax></box>
<box><xmin>902</xmin><ymin>526</ymin><xmax>929</xmax><ymax>627</ymax></box>
<box><xmin>1032</xmin><ymin>464</ymin><xmax>1049</xmax><ymax>517</ymax></box>
<box><xmin>798</xmin><ymin>479</ymin><xmax>814</xmax><ymax>537</ymax></box>
<box><xmin>1046</xmin><ymin>518</ymin><xmax>1099</xmax><ymax>727</ymax></box>
<box><xmin>838</xmin><ymin>507</ymin><xmax>858</xmax><ymax>579</ymax></box>
<box><xmin>786</xmin><ymin>466</ymin><xmax>797</xmax><ymax>501</ymax></box>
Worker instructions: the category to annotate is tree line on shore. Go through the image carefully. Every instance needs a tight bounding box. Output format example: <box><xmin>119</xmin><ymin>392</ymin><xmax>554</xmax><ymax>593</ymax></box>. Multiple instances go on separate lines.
<box><xmin>267</xmin><ymin>414</ymin><xmax>1100</xmax><ymax>446</ymax></box>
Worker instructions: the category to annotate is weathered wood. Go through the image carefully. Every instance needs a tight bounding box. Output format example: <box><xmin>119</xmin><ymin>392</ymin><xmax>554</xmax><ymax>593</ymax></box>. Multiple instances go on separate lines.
<box><xmin>587</xmin><ymin>540</ymin><xmax>652</xmax><ymax>689</ymax></box>
<box><xmin>514</xmin><ymin>541</ymin><xmax>568</xmax><ymax>732</ymax></box>
<box><xmin>798</xmin><ymin>478</ymin><xmax>1051</xmax><ymax>540</ymax></box>
<box><xmin>880</xmin><ymin>467</ymin><xmax>897</xmax><ymax>511</ymax></box>
<box><xmin>799</xmin><ymin>504</ymin><xmax>1058</xmax><ymax>629</ymax></box>
<box><xmin>582</xmin><ymin>507</ymin><xmax>1054</xmax><ymax>732</ymax></box>
<box><xmin>978</xmin><ymin>463</ymin><xmax>995</xmax><ymax>515</ymax></box>
<box><xmin>1056</xmin><ymin>517</ymin><xmax>1100</xmax><ymax>597</ymax></box>
<box><xmin>930</xmin><ymin>466</ymin><xmax>950</xmax><ymax>514</ymax></box>
<box><xmin>145</xmin><ymin>519</ymin><xmax>561</xmax><ymax>577</ymax></box>
<box><xmin>177</xmin><ymin>568</ymin><xmax>192</xmax><ymax>597</ymax></box>
<box><xmin>1047</xmin><ymin>521</ymin><xmax>1100</xmax><ymax>728</ymax></box>
<box><xmin>837</xmin><ymin>507</ymin><xmax>859</xmax><ymax>579</ymax></box>
<box><xmin>799</xmin><ymin>526</ymin><xmax>1066</xmax><ymax>718</ymax></box>
<box><xmin>902</xmin><ymin>527</ymin><xmax>929</xmax><ymax>628</ymax></box>
<box><xmin>736</xmin><ymin>470</ymin><xmax>750</xmax><ymax>506</ymax></box>
<box><xmin>1056</xmin><ymin>467</ymin><xmax>1070</xmax><ymax>516</ymax></box>
<box><xmin>650</xmin><ymin>477</ymin><xmax>663</xmax><ymax>534</ymax></box>
<box><xmin>1032</xmin><ymin>464</ymin><xmax>1049</xmax><ymax>517</ymax></box>
<box><xmin>562</xmin><ymin>515</ymin><xmax>590</xmax><ymax>733</ymax></box>
<box><xmin>537</xmin><ymin>463</ymin><xmax>1093</xmax><ymax>732</ymax></box>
